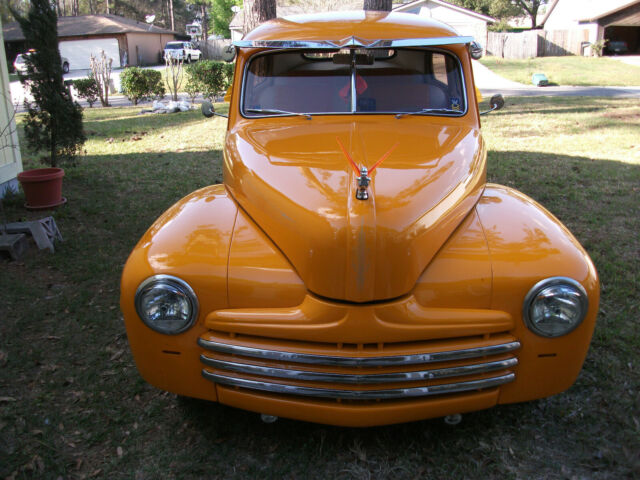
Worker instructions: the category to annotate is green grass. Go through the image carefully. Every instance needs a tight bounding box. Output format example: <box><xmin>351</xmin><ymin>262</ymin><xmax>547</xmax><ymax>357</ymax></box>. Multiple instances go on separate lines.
<box><xmin>1</xmin><ymin>98</ymin><xmax>639</xmax><ymax>479</ymax></box>
<box><xmin>480</xmin><ymin>56</ymin><xmax>640</xmax><ymax>86</ymax></box>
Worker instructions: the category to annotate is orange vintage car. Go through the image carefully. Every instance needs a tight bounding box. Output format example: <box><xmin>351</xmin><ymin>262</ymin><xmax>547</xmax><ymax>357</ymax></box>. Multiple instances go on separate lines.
<box><xmin>120</xmin><ymin>11</ymin><xmax>599</xmax><ymax>427</ymax></box>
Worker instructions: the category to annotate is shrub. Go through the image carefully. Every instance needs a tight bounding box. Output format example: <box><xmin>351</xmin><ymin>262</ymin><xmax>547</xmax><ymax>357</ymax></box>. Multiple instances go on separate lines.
<box><xmin>185</xmin><ymin>60</ymin><xmax>234</xmax><ymax>100</ymax></box>
<box><xmin>591</xmin><ymin>39</ymin><xmax>607</xmax><ymax>57</ymax></box>
<box><xmin>73</xmin><ymin>77</ymin><xmax>99</xmax><ymax>107</ymax></box>
<box><xmin>184</xmin><ymin>72</ymin><xmax>201</xmax><ymax>102</ymax></box>
<box><xmin>120</xmin><ymin>67</ymin><xmax>166</xmax><ymax>105</ymax></box>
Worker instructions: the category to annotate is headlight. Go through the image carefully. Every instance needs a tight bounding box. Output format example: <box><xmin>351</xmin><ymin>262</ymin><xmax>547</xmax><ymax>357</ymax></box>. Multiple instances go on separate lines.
<box><xmin>134</xmin><ymin>275</ymin><xmax>199</xmax><ymax>335</ymax></box>
<box><xmin>523</xmin><ymin>277</ymin><xmax>588</xmax><ymax>338</ymax></box>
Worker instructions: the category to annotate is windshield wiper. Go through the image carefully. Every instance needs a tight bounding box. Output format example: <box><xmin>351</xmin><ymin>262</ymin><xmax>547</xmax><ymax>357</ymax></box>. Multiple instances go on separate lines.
<box><xmin>246</xmin><ymin>108</ymin><xmax>312</xmax><ymax>120</ymax></box>
<box><xmin>395</xmin><ymin>108</ymin><xmax>463</xmax><ymax>119</ymax></box>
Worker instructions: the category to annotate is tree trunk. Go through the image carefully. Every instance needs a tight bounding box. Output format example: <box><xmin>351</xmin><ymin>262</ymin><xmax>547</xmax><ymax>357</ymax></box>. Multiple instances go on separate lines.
<box><xmin>243</xmin><ymin>0</ymin><xmax>276</xmax><ymax>35</ymax></box>
<box><xmin>169</xmin><ymin>0</ymin><xmax>174</xmax><ymax>31</ymax></box>
<box><xmin>200</xmin><ymin>3</ymin><xmax>208</xmax><ymax>40</ymax></box>
<box><xmin>363</xmin><ymin>0</ymin><xmax>392</xmax><ymax>11</ymax></box>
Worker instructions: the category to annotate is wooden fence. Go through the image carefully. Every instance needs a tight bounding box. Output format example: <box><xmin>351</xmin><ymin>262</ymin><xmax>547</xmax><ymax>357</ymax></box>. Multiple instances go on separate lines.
<box><xmin>487</xmin><ymin>29</ymin><xmax>591</xmax><ymax>58</ymax></box>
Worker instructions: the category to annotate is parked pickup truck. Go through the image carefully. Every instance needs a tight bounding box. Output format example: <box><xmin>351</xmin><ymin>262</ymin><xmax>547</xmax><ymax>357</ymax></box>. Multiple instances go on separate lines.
<box><xmin>121</xmin><ymin>11</ymin><xmax>599</xmax><ymax>427</ymax></box>
<box><xmin>163</xmin><ymin>41</ymin><xmax>201</xmax><ymax>63</ymax></box>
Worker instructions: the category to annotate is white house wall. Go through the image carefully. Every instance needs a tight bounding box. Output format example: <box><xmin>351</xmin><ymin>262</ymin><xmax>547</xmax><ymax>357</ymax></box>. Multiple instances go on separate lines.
<box><xmin>0</xmin><ymin>18</ymin><xmax>22</xmax><ymax>197</ymax></box>
<box><xmin>410</xmin><ymin>3</ymin><xmax>489</xmax><ymax>47</ymax></box>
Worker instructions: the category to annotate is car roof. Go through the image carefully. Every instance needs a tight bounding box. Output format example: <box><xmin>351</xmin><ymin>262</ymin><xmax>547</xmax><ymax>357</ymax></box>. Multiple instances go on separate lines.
<box><xmin>244</xmin><ymin>11</ymin><xmax>458</xmax><ymax>43</ymax></box>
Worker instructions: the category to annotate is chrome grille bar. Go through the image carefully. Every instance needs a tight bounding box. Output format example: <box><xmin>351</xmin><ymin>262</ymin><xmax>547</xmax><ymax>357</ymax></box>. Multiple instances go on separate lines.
<box><xmin>202</xmin><ymin>370</ymin><xmax>515</xmax><ymax>400</ymax></box>
<box><xmin>201</xmin><ymin>355</ymin><xmax>518</xmax><ymax>384</ymax></box>
<box><xmin>197</xmin><ymin>338</ymin><xmax>520</xmax><ymax>367</ymax></box>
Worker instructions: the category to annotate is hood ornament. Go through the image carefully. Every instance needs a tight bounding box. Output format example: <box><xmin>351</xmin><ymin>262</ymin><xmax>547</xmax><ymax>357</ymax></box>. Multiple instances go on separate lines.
<box><xmin>336</xmin><ymin>137</ymin><xmax>398</xmax><ymax>201</ymax></box>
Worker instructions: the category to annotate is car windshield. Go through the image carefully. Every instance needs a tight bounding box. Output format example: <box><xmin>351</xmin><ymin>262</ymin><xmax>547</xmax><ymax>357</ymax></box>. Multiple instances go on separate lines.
<box><xmin>15</xmin><ymin>54</ymin><xmax>26</xmax><ymax>63</ymax></box>
<box><xmin>242</xmin><ymin>48</ymin><xmax>466</xmax><ymax>117</ymax></box>
<box><xmin>165</xmin><ymin>43</ymin><xmax>183</xmax><ymax>49</ymax></box>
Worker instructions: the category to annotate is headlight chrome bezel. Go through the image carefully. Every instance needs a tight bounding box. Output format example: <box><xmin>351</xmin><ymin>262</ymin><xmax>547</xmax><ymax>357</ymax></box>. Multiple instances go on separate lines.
<box><xmin>134</xmin><ymin>274</ymin><xmax>199</xmax><ymax>335</ymax></box>
<box><xmin>523</xmin><ymin>277</ymin><xmax>588</xmax><ymax>338</ymax></box>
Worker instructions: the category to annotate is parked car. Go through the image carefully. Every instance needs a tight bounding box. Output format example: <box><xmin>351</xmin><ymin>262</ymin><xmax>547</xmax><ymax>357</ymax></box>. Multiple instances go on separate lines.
<box><xmin>121</xmin><ymin>12</ymin><xmax>600</xmax><ymax>427</ymax></box>
<box><xmin>606</xmin><ymin>40</ymin><xmax>629</xmax><ymax>55</ymax></box>
<box><xmin>13</xmin><ymin>51</ymin><xmax>70</xmax><ymax>74</ymax></box>
<box><xmin>163</xmin><ymin>41</ymin><xmax>201</xmax><ymax>63</ymax></box>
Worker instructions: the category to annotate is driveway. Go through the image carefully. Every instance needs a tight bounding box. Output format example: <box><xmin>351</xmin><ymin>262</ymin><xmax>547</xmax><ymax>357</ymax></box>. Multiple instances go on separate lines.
<box><xmin>9</xmin><ymin>66</ymin><xmax>170</xmax><ymax>110</ymax></box>
<box><xmin>471</xmin><ymin>59</ymin><xmax>640</xmax><ymax>98</ymax></box>
<box><xmin>608</xmin><ymin>55</ymin><xmax>640</xmax><ymax>67</ymax></box>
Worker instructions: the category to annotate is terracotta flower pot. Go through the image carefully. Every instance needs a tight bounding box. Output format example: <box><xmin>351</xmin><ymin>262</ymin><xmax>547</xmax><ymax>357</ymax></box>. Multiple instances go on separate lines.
<box><xmin>17</xmin><ymin>167</ymin><xmax>67</xmax><ymax>210</ymax></box>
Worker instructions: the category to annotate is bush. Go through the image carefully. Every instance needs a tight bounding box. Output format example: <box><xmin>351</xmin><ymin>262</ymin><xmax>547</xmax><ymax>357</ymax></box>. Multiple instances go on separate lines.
<box><xmin>185</xmin><ymin>60</ymin><xmax>234</xmax><ymax>100</ymax></box>
<box><xmin>120</xmin><ymin>67</ymin><xmax>166</xmax><ymax>105</ymax></box>
<box><xmin>73</xmin><ymin>77</ymin><xmax>99</xmax><ymax>107</ymax></box>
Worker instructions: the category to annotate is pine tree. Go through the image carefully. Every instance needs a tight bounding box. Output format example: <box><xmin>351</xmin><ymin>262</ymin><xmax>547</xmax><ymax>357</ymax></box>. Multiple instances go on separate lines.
<box><xmin>12</xmin><ymin>0</ymin><xmax>85</xmax><ymax>168</ymax></box>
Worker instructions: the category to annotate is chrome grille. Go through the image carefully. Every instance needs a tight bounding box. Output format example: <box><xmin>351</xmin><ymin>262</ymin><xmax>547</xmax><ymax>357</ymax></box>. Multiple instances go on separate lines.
<box><xmin>198</xmin><ymin>336</ymin><xmax>519</xmax><ymax>401</ymax></box>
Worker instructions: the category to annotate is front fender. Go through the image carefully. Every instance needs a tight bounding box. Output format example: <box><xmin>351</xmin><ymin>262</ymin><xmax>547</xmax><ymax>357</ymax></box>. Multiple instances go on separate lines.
<box><xmin>120</xmin><ymin>185</ymin><xmax>237</xmax><ymax>399</ymax></box>
<box><xmin>475</xmin><ymin>184</ymin><xmax>599</xmax><ymax>403</ymax></box>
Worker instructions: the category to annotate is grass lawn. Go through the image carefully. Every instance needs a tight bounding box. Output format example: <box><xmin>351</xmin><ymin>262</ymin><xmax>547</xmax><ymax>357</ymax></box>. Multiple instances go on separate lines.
<box><xmin>480</xmin><ymin>56</ymin><xmax>640</xmax><ymax>86</ymax></box>
<box><xmin>1</xmin><ymin>98</ymin><xmax>639</xmax><ymax>479</ymax></box>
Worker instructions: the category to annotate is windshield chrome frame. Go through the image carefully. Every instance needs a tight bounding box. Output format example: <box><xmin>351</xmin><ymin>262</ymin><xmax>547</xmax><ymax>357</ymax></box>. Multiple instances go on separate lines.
<box><xmin>239</xmin><ymin>46</ymin><xmax>469</xmax><ymax>119</ymax></box>
<box><xmin>234</xmin><ymin>36</ymin><xmax>474</xmax><ymax>49</ymax></box>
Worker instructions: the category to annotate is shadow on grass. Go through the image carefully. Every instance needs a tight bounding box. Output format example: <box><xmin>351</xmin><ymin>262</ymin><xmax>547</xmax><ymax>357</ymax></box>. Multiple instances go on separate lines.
<box><xmin>481</xmin><ymin>96</ymin><xmax>640</xmax><ymax>117</ymax></box>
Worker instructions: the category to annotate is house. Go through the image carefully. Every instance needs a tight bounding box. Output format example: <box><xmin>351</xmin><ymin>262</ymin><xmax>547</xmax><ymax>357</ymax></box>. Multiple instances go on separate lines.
<box><xmin>541</xmin><ymin>0</ymin><xmax>640</xmax><ymax>55</ymax></box>
<box><xmin>393</xmin><ymin>0</ymin><xmax>495</xmax><ymax>50</ymax></box>
<box><xmin>0</xmin><ymin>18</ymin><xmax>22</xmax><ymax>199</ymax></box>
<box><xmin>3</xmin><ymin>14</ymin><xmax>183</xmax><ymax>71</ymax></box>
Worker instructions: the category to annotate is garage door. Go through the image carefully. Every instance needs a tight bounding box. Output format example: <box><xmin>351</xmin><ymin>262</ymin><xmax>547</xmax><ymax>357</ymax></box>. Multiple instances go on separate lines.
<box><xmin>59</xmin><ymin>38</ymin><xmax>121</xmax><ymax>71</ymax></box>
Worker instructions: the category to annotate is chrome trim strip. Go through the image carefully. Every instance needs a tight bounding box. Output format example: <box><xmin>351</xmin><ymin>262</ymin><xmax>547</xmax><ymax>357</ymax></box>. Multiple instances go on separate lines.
<box><xmin>350</xmin><ymin>50</ymin><xmax>357</xmax><ymax>112</ymax></box>
<box><xmin>197</xmin><ymin>338</ymin><xmax>521</xmax><ymax>367</ymax></box>
<box><xmin>234</xmin><ymin>37</ymin><xmax>475</xmax><ymax>49</ymax></box>
<box><xmin>202</xmin><ymin>371</ymin><xmax>515</xmax><ymax>400</ymax></box>
<box><xmin>200</xmin><ymin>356</ymin><xmax>518</xmax><ymax>384</ymax></box>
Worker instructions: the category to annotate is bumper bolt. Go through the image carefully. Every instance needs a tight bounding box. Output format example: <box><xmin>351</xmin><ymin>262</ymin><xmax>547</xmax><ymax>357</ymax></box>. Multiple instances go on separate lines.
<box><xmin>260</xmin><ymin>414</ymin><xmax>278</xmax><ymax>424</ymax></box>
<box><xmin>444</xmin><ymin>414</ymin><xmax>462</xmax><ymax>425</ymax></box>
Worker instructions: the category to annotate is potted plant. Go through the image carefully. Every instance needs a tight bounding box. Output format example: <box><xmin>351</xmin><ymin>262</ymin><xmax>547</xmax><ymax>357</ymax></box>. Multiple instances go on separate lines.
<box><xmin>17</xmin><ymin>167</ymin><xmax>66</xmax><ymax>210</ymax></box>
<box><xmin>12</xmin><ymin>0</ymin><xmax>85</xmax><ymax>209</ymax></box>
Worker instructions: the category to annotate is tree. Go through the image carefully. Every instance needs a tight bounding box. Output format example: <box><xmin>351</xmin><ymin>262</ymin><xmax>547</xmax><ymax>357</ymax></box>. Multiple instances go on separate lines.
<box><xmin>363</xmin><ymin>0</ymin><xmax>392</xmax><ymax>11</ymax></box>
<box><xmin>243</xmin><ymin>0</ymin><xmax>275</xmax><ymax>34</ymax></box>
<box><xmin>449</xmin><ymin>0</ymin><xmax>547</xmax><ymax>28</ymax></box>
<box><xmin>211</xmin><ymin>0</ymin><xmax>241</xmax><ymax>38</ymax></box>
<box><xmin>0</xmin><ymin>0</ymin><xmax>27</xmax><ymax>24</ymax></box>
<box><xmin>514</xmin><ymin>0</ymin><xmax>548</xmax><ymax>28</ymax></box>
<box><xmin>89</xmin><ymin>50</ymin><xmax>113</xmax><ymax>107</ymax></box>
<box><xmin>11</xmin><ymin>0</ymin><xmax>85</xmax><ymax>168</ymax></box>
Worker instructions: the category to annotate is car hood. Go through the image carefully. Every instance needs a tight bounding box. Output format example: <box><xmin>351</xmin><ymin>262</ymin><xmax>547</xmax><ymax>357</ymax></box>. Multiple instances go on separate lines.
<box><xmin>224</xmin><ymin>116</ymin><xmax>486</xmax><ymax>303</ymax></box>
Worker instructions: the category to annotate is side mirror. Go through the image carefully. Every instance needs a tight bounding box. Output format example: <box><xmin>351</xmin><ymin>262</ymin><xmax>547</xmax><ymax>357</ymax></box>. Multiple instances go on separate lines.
<box><xmin>201</xmin><ymin>100</ymin><xmax>215</xmax><ymax>118</ymax></box>
<box><xmin>201</xmin><ymin>100</ymin><xmax>229</xmax><ymax>119</ymax></box>
<box><xmin>470</xmin><ymin>41</ymin><xmax>483</xmax><ymax>60</ymax></box>
<box><xmin>221</xmin><ymin>45</ymin><xmax>236</xmax><ymax>63</ymax></box>
<box><xmin>480</xmin><ymin>94</ymin><xmax>505</xmax><ymax>115</ymax></box>
<box><xmin>490</xmin><ymin>94</ymin><xmax>504</xmax><ymax>111</ymax></box>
